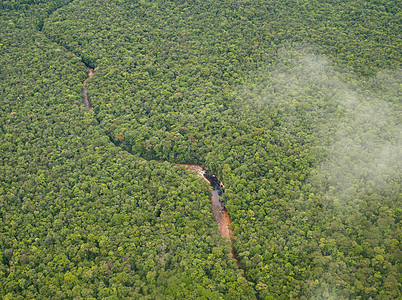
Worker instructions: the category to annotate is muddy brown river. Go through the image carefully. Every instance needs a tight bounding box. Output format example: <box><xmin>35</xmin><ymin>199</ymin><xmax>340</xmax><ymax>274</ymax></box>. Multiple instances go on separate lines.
<box><xmin>82</xmin><ymin>68</ymin><xmax>94</xmax><ymax>109</ymax></box>
<box><xmin>181</xmin><ymin>164</ymin><xmax>242</xmax><ymax>267</ymax></box>
<box><xmin>78</xmin><ymin>65</ymin><xmax>244</xmax><ymax>270</ymax></box>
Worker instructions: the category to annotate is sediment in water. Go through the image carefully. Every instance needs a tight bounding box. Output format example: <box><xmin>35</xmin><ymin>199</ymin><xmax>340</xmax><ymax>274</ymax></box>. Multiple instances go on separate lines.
<box><xmin>82</xmin><ymin>68</ymin><xmax>94</xmax><ymax>109</ymax></box>
<box><xmin>181</xmin><ymin>164</ymin><xmax>243</xmax><ymax>268</ymax></box>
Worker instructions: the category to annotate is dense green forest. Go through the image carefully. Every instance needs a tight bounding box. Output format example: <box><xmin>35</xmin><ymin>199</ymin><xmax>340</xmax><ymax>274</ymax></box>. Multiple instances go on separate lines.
<box><xmin>1</xmin><ymin>0</ymin><xmax>401</xmax><ymax>299</ymax></box>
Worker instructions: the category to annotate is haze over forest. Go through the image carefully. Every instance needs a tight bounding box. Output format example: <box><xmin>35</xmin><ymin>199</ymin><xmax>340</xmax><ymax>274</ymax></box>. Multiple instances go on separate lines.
<box><xmin>1</xmin><ymin>0</ymin><xmax>400</xmax><ymax>299</ymax></box>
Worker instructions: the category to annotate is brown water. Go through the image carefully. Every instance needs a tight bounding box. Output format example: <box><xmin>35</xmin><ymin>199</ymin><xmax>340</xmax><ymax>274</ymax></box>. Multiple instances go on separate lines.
<box><xmin>82</xmin><ymin>68</ymin><xmax>94</xmax><ymax>109</ymax></box>
<box><xmin>83</xmin><ymin>68</ymin><xmax>94</xmax><ymax>87</ymax></box>
<box><xmin>181</xmin><ymin>164</ymin><xmax>242</xmax><ymax>267</ymax></box>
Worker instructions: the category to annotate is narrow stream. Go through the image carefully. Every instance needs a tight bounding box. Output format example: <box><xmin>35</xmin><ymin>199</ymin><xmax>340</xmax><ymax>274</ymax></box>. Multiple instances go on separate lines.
<box><xmin>82</xmin><ymin>68</ymin><xmax>94</xmax><ymax>109</ymax></box>
<box><xmin>39</xmin><ymin>15</ymin><xmax>251</xmax><ymax>293</ymax></box>
<box><xmin>40</xmin><ymin>19</ymin><xmax>94</xmax><ymax>110</ymax></box>
<box><xmin>181</xmin><ymin>164</ymin><xmax>243</xmax><ymax>268</ymax></box>
<box><xmin>78</xmin><ymin>66</ymin><xmax>244</xmax><ymax>270</ymax></box>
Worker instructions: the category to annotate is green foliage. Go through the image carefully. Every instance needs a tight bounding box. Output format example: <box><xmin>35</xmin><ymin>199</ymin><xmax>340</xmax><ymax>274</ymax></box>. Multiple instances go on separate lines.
<box><xmin>1</xmin><ymin>0</ymin><xmax>400</xmax><ymax>298</ymax></box>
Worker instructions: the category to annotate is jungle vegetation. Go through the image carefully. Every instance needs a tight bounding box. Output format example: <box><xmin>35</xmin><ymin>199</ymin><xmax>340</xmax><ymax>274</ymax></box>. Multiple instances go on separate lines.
<box><xmin>1</xmin><ymin>0</ymin><xmax>401</xmax><ymax>299</ymax></box>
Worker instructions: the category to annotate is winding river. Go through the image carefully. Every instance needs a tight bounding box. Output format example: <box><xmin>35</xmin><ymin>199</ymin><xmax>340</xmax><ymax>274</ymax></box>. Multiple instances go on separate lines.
<box><xmin>80</xmin><ymin>66</ymin><xmax>243</xmax><ymax>271</ymax></box>
<box><xmin>40</xmin><ymin>7</ymin><xmax>246</xmax><ymax>287</ymax></box>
